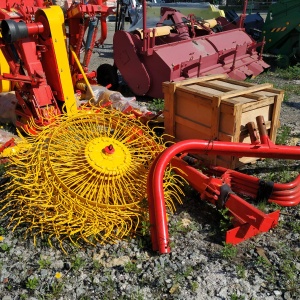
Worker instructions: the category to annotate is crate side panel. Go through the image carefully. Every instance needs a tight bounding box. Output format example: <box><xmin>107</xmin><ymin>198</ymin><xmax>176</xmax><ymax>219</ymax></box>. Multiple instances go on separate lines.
<box><xmin>175</xmin><ymin>122</ymin><xmax>212</xmax><ymax>141</ymax></box>
<box><xmin>175</xmin><ymin>90</ymin><xmax>214</xmax><ymax>128</ymax></box>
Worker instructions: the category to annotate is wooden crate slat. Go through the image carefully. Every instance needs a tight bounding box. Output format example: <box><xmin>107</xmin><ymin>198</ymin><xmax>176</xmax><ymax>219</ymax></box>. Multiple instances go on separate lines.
<box><xmin>163</xmin><ymin>76</ymin><xmax>283</xmax><ymax>169</ymax></box>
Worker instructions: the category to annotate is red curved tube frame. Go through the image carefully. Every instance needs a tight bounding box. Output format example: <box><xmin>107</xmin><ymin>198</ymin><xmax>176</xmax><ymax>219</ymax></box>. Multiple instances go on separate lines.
<box><xmin>148</xmin><ymin>139</ymin><xmax>300</xmax><ymax>254</ymax></box>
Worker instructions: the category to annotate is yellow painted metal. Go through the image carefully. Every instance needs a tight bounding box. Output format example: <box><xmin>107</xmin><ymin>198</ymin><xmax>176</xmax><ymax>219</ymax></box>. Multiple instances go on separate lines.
<box><xmin>70</xmin><ymin>45</ymin><xmax>96</xmax><ymax>102</ymax></box>
<box><xmin>35</xmin><ymin>6</ymin><xmax>78</xmax><ymax>115</ymax></box>
<box><xmin>85</xmin><ymin>137</ymin><xmax>131</xmax><ymax>178</ymax></box>
<box><xmin>0</xmin><ymin>33</ymin><xmax>11</xmax><ymax>93</ymax></box>
<box><xmin>135</xmin><ymin>26</ymin><xmax>172</xmax><ymax>38</ymax></box>
<box><xmin>0</xmin><ymin>108</ymin><xmax>185</xmax><ymax>251</ymax></box>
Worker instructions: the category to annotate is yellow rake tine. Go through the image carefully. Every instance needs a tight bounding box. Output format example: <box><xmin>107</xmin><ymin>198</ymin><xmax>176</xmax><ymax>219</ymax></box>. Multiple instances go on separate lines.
<box><xmin>0</xmin><ymin>107</ymin><xmax>185</xmax><ymax>252</ymax></box>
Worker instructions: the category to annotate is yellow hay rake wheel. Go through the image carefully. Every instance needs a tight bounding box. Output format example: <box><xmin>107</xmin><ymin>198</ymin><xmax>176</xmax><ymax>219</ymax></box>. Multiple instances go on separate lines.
<box><xmin>0</xmin><ymin>108</ymin><xmax>184</xmax><ymax>251</ymax></box>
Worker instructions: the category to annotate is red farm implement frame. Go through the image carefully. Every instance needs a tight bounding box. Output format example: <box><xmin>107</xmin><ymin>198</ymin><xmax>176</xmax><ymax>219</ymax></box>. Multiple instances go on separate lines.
<box><xmin>0</xmin><ymin>0</ymin><xmax>116</xmax><ymax>131</ymax></box>
<box><xmin>147</xmin><ymin>116</ymin><xmax>300</xmax><ymax>254</ymax></box>
<box><xmin>111</xmin><ymin>0</ymin><xmax>268</xmax><ymax>98</ymax></box>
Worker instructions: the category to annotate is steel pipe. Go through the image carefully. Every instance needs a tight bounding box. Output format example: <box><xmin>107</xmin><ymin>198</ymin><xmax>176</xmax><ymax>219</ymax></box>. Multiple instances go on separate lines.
<box><xmin>148</xmin><ymin>138</ymin><xmax>300</xmax><ymax>253</ymax></box>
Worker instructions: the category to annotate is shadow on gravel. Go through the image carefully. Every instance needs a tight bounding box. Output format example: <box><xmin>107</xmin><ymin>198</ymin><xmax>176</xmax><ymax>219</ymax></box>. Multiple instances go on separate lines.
<box><xmin>284</xmin><ymin>101</ymin><xmax>300</xmax><ymax>109</ymax></box>
<box><xmin>171</xmin><ymin>187</ymin><xmax>226</xmax><ymax>246</ymax></box>
<box><xmin>239</xmin><ymin>162</ymin><xmax>300</xmax><ymax>177</ymax></box>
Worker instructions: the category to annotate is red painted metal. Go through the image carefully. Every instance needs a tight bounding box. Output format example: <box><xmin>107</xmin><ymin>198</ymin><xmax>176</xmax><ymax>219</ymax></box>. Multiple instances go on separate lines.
<box><xmin>207</xmin><ymin>166</ymin><xmax>300</xmax><ymax>207</ymax></box>
<box><xmin>0</xmin><ymin>17</ymin><xmax>61</xmax><ymax>129</ymax></box>
<box><xmin>0</xmin><ymin>0</ymin><xmax>44</xmax><ymax>20</ymax></box>
<box><xmin>0</xmin><ymin>0</ymin><xmax>116</xmax><ymax>130</ymax></box>
<box><xmin>113</xmin><ymin>0</ymin><xmax>269</xmax><ymax>98</ymax></box>
<box><xmin>147</xmin><ymin>117</ymin><xmax>300</xmax><ymax>253</ymax></box>
<box><xmin>0</xmin><ymin>138</ymin><xmax>15</xmax><ymax>154</ymax></box>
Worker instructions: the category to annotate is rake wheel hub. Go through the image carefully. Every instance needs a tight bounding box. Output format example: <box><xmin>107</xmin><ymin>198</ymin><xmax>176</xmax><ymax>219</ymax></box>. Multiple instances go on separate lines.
<box><xmin>85</xmin><ymin>137</ymin><xmax>131</xmax><ymax>176</ymax></box>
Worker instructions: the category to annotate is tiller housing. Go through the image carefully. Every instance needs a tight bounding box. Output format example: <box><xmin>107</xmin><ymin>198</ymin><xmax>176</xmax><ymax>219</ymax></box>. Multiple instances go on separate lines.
<box><xmin>148</xmin><ymin>116</ymin><xmax>300</xmax><ymax>254</ymax></box>
<box><xmin>113</xmin><ymin>0</ymin><xmax>269</xmax><ymax>98</ymax></box>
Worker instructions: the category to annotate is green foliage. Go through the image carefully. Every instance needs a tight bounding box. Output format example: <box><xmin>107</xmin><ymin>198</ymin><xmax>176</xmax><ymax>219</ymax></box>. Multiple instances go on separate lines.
<box><xmin>236</xmin><ymin>264</ymin><xmax>246</xmax><ymax>279</ymax></box>
<box><xmin>276</xmin><ymin>125</ymin><xmax>291</xmax><ymax>145</ymax></box>
<box><xmin>183</xmin><ymin>266</ymin><xmax>193</xmax><ymax>277</ymax></box>
<box><xmin>275</xmin><ymin>63</ymin><xmax>300</xmax><ymax>80</ymax></box>
<box><xmin>256</xmin><ymin>256</ymin><xmax>270</xmax><ymax>267</ymax></box>
<box><xmin>256</xmin><ymin>200</ymin><xmax>268</xmax><ymax>213</ymax></box>
<box><xmin>249</xmin><ymin>64</ymin><xmax>300</xmax><ymax>100</ymax></box>
<box><xmin>219</xmin><ymin>208</ymin><xmax>233</xmax><ymax>232</ymax></box>
<box><xmin>290</xmin><ymin>219</ymin><xmax>300</xmax><ymax>233</ymax></box>
<box><xmin>281</xmin><ymin>258</ymin><xmax>299</xmax><ymax>292</ymax></box>
<box><xmin>190</xmin><ymin>281</ymin><xmax>199</xmax><ymax>292</ymax></box>
<box><xmin>124</xmin><ymin>261</ymin><xmax>140</xmax><ymax>274</ymax></box>
<box><xmin>0</xmin><ymin>226</ymin><xmax>6</xmax><ymax>235</ymax></box>
<box><xmin>38</xmin><ymin>256</ymin><xmax>51</xmax><ymax>269</ymax></box>
<box><xmin>0</xmin><ymin>243</ymin><xmax>10</xmax><ymax>252</ymax></box>
<box><xmin>148</xmin><ymin>98</ymin><xmax>164</xmax><ymax>112</ymax></box>
<box><xmin>0</xmin><ymin>162</ymin><xmax>8</xmax><ymax>177</ymax></box>
<box><xmin>26</xmin><ymin>277</ymin><xmax>39</xmax><ymax>290</ymax></box>
<box><xmin>264</xmin><ymin>163</ymin><xmax>296</xmax><ymax>183</ymax></box>
<box><xmin>140</xmin><ymin>220</ymin><xmax>150</xmax><ymax>236</ymax></box>
<box><xmin>92</xmin><ymin>259</ymin><xmax>102</xmax><ymax>271</ymax></box>
<box><xmin>169</xmin><ymin>219</ymin><xmax>197</xmax><ymax>236</ymax></box>
<box><xmin>51</xmin><ymin>282</ymin><xmax>64</xmax><ymax>298</ymax></box>
<box><xmin>220</xmin><ymin>242</ymin><xmax>238</xmax><ymax>260</ymax></box>
<box><xmin>72</xmin><ymin>256</ymin><xmax>85</xmax><ymax>270</ymax></box>
<box><xmin>230</xmin><ymin>294</ymin><xmax>245</xmax><ymax>300</ymax></box>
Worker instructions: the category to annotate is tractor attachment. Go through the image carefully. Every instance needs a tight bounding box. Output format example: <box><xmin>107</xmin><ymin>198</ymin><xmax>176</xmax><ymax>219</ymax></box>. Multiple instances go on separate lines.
<box><xmin>112</xmin><ymin>0</ymin><xmax>269</xmax><ymax>98</ymax></box>
<box><xmin>147</xmin><ymin>116</ymin><xmax>300</xmax><ymax>254</ymax></box>
<box><xmin>0</xmin><ymin>107</ymin><xmax>185</xmax><ymax>251</ymax></box>
<box><xmin>0</xmin><ymin>1</ymin><xmax>117</xmax><ymax>131</ymax></box>
<box><xmin>218</xmin><ymin>0</ymin><xmax>300</xmax><ymax>68</ymax></box>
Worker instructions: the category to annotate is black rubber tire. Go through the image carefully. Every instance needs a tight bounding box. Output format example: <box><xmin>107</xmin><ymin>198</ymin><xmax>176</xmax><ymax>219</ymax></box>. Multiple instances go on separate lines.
<box><xmin>96</xmin><ymin>64</ymin><xmax>119</xmax><ymax>91</ymax></box>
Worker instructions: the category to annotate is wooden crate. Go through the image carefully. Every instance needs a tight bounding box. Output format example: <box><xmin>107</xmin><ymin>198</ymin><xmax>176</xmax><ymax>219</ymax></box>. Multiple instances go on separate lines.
<box><xmin>163</xmin><ymin>74</ymin><xmax>284</xmax><ymax>169</ymax></box>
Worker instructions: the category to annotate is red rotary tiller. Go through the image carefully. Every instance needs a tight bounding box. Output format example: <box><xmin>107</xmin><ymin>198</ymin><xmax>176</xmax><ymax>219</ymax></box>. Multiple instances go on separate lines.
<box><xmin>147</xmin><ymin>116</ymin><xmax>300</xmax><ymax>254</ymax></box>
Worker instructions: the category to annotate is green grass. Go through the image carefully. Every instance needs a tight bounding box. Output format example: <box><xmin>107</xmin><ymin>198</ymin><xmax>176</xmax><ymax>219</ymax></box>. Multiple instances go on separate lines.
<box><xmin>249</xmin><ymin>64</ymin><xmax>300</xmax><ymax>102</ymax></box>
<box><xmin>276</xmin><ymin>125</ymin><xmax>292</xmax><ymax>145</ymax></box>
<box><xmin>274</xmin><ymin>63</ymin><xmax>300</xmax><ymax>80</ymax></box>
<box><xmin>25</xmin><ymin>277</ymin><xmax>39</xmax><ymax>290</ymax></box>
<box><xmin>38</xmin><ymin>256</ymin><xmax>52</xmax><ymax>269</ymax></box>
<box><xmin>220</xmin><ymin>242</ymin><xmax>238</xmax><ymax>260</ymax></box>
<box><xmin>71</xmin><ymin>256</ymin><xmax>86</xmax><ymax>270</ymax></box>
<box><xmin>148</xmin><ymin>98</ymin><xmax>164</xmax><ymax>112</ymax></box>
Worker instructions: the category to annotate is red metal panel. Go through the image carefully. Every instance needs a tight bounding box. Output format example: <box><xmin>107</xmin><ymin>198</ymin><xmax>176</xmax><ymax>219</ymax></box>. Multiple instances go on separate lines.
<box><xmin>113</xmin><ymin>30</ymin><xmax>150</xmax><ymax>95</ymax></box>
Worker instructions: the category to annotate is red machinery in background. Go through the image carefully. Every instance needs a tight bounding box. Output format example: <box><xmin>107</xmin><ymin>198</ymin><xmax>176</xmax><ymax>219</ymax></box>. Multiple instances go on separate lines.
<box><xmin>147</xmin><ymin>116</ymin><xmax>300</xmax><ymax>254</ymax></box>
<box><xmin>0</xmin><ymin>0</ymin><xmax>116</xmax><ymax>131</ymax></box>
<box><xmin>110</xmin><ymin>0</ymin><xmax>269</xmax><ymax>98</ymax></box>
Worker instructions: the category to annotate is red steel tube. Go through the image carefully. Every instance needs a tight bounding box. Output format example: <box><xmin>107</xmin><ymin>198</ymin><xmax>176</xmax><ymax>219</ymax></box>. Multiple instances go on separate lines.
<box><xmin>211</xmin><ymin>166</ymin><xmax>300</xmax><ymax>191</ymax></box>
<box><xmin>212</xmin><ymin>167</ymin><xmax>300</xmax><ymax>206</ymax></box>
<box><xmin>209</xmin><ymin>166</ymin><xmax>300</xmax><ymax>205</ymax></box>
<box><xmin>147</xmin><ymin>155</ymin><xmax>160</xmax><ymax>252</ymax></box>
<box><xmin>26</xmin><ymin>22</ymin><xmax>44</xmax><ymax>36</ymax></box>
<box><xmin>96</xmin><ymin>15</ymin><xmax>107</xmax><ymax>46</ymax></box>
<box><xmin>149</xmin><ymin>139</ymin><xmax>300</xmax><ymax>253</ymax></box>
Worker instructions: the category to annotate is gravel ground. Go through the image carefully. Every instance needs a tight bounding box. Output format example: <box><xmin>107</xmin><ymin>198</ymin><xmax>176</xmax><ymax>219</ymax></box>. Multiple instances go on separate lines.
<box><xmin>0</xmin><ymin>21</ymin><xmax>300</xmax><ymax>300</ymax></box>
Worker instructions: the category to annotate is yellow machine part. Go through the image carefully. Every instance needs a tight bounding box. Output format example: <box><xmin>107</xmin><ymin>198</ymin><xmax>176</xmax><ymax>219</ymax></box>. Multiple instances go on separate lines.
<box><xmin>35</xmin><ymin>6</ymin><xmax>78</xmax><ymax>115</ymax></box>
<box><xmin>0</xmin><ymin>33</ymin><xmax>11</xmax><ymax>93</ymax></box>
<box><xmin>0</xmin><ymin>108</ymin><xmax>185</xmax><ymax>251</ymax></box>
<box><xmin>133</xmin><ymin>20</ymin><xmax>218</xmax><ymax>39</ymax></box>
<box><xmin>201</xmin><ymin>19</ymin><xmax>218</xmax><ymax>29</ymax></box>
<box><xmin>134</xmin><ymin>26</ymin><xmax>173</xmax><ymax>38</ymax></box>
